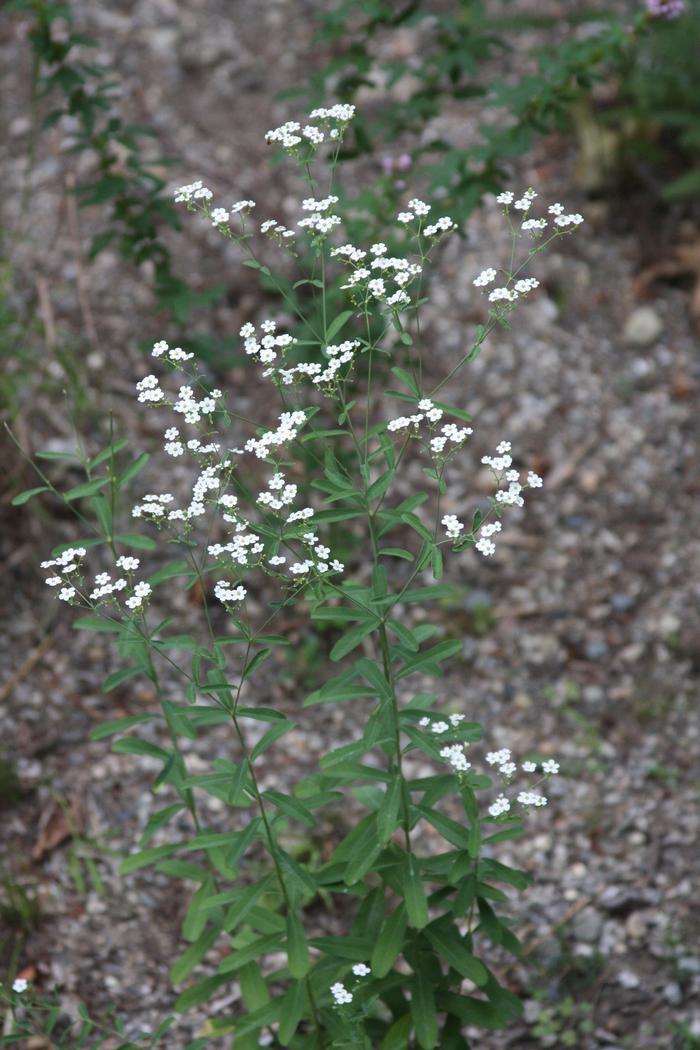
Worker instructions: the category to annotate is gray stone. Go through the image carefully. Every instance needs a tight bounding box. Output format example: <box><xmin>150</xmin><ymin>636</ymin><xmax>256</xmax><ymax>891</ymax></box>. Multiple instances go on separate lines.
<box><xmin>622</xmin><ymin>306</ymin><xmax>663</xmax><ymax>347</ymax></box>
<box><xmin>572</xmin><ymin>907</ymin><xmax>603</xmax><ymax>943</ymax></box>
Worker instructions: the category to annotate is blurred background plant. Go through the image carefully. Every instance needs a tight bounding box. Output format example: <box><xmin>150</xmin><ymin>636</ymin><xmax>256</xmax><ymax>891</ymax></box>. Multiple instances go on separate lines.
<box><xmin>6</xmin><ymin>0</ymin><xmax>220</xmax><ymax>324</ymax></box>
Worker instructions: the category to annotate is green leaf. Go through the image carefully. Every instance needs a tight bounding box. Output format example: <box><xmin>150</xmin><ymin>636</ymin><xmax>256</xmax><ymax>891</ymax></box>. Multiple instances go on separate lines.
<box><xmin>377</xmin><ymin>777</ymin><xmax>402</xmax><ymax>844</ymax></box>
<box><xmin>74</xmin><ymin>615</ymin><xmax>121</xmax><ymax>633</ymax></box>
<box><xmin>371</xmin><ymin>904</ymin><xmax>407</xmax><ymax>977</ymax></box>
<box><xmin>11</xmin><ymin>485</ymin><xmax>49</xmax><ymax>506</ymax></box>
<box><xmin>277</xmin><ymin>850</ymin><xmax>317</xmax><ymax>900</ymax></box>
<box><xmin>120</xmin><ymin>843</ymin><xmax>179</xmax><ymax>874</ymax></box>
<box><xmin>217</xmin><ymin>933</ymin><xmax>283</xmax><ymax>974</ymax></box>
<box><xmin>387</xmin><ymin>619</ymin><xmax>419</xmax><ymax>652</ymax></box>
<box><xmin>222</xmin><ymin>876</ymin><xmax>274</xmax><ymax>932</ymax></box>
<box><xmin>264</xmin><ymin>790</ymin><xmax>315</xmax><ymax>828</ymax></box>
<box><xmin>140</xmin><ymin>804</ymin><xmax>185</xmax><ymax>847</ymax></box>
<box><xmin>278</xmin><ymin>979</ymin><xmax>306</xmax><ymax>1046</ymax></box>
<box><xmin>325</xmin><ymin>309</ymin><xmax>354</xmax><ymax>342</ymax></box>
<box><xmin>117</xmin><ymin>452</ymin><xmax>149</xmax><ymax>488</ymax></box>
<box><xmin>239</xmin><ymin>961</ymin><xmax>270</xmax><ymax>1012</ymax></box>
<box><xmin>170</xmin><ymin>925</ymin><xmax>220</xmax><ymax>984</ymax></box>
<box><xmin>90</xmin><ymin>713</ymin><xmax>158</xmax><ymax>740</ymax></box>
<box><xmin>242</xmin><ymin>648</ymin><xmax>272</xmax><ymax>680</ymax></box>
<box><xmin>87</xmin><ymin>439</ymin><xmax>129</xmax><ymax>470</ymax></box>
<box><xmin>64</xmin><ymin>477</ymin><xmax>110</xmax><ymax>501</ymax></box>
<box><xmin>286</xmin><ymin>910</ymin><xmax>310</xmax><ymax>977</ymax></box>
<box><xmin>403</xmin><ymin>855</ymin><xmax>428</xmax><ymax>929</ymax></box>
<box><xmin>415</xmin><ymin>804</ymin><xmax>472</xmax><ymax>851</ymax></box>
<box><xmin>100</xmin><ymin>666</ymin><xmax>140</xmax><ymax>692</ymax></box>
<box><xmin>147</xmin><ymin>558</ymin><xmax>191</xmax><ymax>584</ymax></box>
<box><xmin>391</xmin><ymin>366</ymin><xmax>420</xmax><ymax>396</ymax></box>
<box><xmin>381</xmin><ymin>1014</ymin><xmax>413</xmax><ymax>1050</ymax></box>
<box><xmin>329</xmin><ymin>620</ymin><xmax>376</xmax><ymax>661</ymax></box>
<box><xmin>174</xmin><ymin>975</ymin><xmax>229</xmax><ymax>1013</ymax></box>
<box><xmin>400</xmin><ymin>584</ymin><xmax>454</xmax><ymax>604</ymax></box>
<box><xmin>113</xmin><ymin>532</ymin><xmax>158</xmax><ymax>550</ymax></box>
<box><xmin>112</xmin><ymin>731</ymin><xmax>170</xmax><ymax>759</ymax></box>
<box><xmin>412</xmin><ymin>963</ymin><xmax>438</xmax><ymax>1049</ymax></box>
<box><xmin>423</xmin><ymin>917</ymin><xmax>488</xmax><ymax>985</ymax></box>
<box><xmin>251</xmin><ymin>720</ymin><xmax>294</xmax><ymax>761</ymax></box>
<box><xmin>379</xmin><ymin>547</ymin><xmax>414</xmax><ymax>561</ymax></box>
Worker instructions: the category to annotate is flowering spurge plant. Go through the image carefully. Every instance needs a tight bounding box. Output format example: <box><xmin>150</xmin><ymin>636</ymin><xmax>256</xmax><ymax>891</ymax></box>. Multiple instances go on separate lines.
<box><xmin>13</xmin><ymin>104</ymin><xmax>584</xmax><ymax>1050</ymax></box>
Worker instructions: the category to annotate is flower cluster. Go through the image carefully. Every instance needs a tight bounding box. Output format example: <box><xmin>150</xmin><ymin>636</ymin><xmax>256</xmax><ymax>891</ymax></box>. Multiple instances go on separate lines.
<box><xmin>437</xmin><ymin>441</ymin><xmax>543</xmax><ymax>557</ymax></box>
<box><xmin>271</xmin><ymin>339</ymin><xmax>361</xmax><ymax>392</ymax></box>
<box><xmin>152</xmin><ymin>340</ymin><xmax>193</xmax><ymax>365</ymax></box>
<box><xmin>334</xmin><ymin>240</ymin><xmax>422</xmax><ymax>309</ymax></box>
<box><xmin>214</xmin><ymin>581</ymin><xmax>247</xmax><ymax>606</ymax></box>
<box><xmin>386</xmin><ymin>398</ymin><xmax>472</xmax><ymax>459</ymax></box>
<box><xmin>41</xmin><ymin>546</ymin><xmax>87</xmax><ymax>602</ymax></box>
<box><xmin>174</xmin><ymin>179</ymin><xmax>213</xmax><ymax>204</ymax></box>
<box><xmin>298</xmin><ymin>195</ymin><xmax>341</xmax><ymax>236</ymax></box>
<box><xmin>472</xmin><ymin>190</ymin><xmax>584</xmax><ymax>313</ymax></box>
<box><xmin>237</xmin><ymin>410</ymin><xmax>308</xmax><ymax>460</ymax></box>
<box><xmin>210</xmin><ymin>200</ymin><xmax>256</xmax><ymax>226</ymax></box>
<box><xmin>330</xmin><ymin>982</ymin><xmax>353</xmax><ymax>1005</ymax></box>
<box><xmin>240</xmin><ymin>320</ymin><xmax>296</xmax><ymax>369</ymax></box>
<box><xmin>417</xmin><ymin>719</ymin><xmax>559</xmax><ymax>818</ymax></box>
<box><xmin>481</xmin><ymin>441</ymin><xmax>543</xmax><ymax>510</ymax></box>
<box><xmin>125</xmin><ymin>581</ymin><xmax>152</xmax><ymax>611</ymax></box>
<box><xmin>264</xmin><ymin>104</ymin><xmax>356</xmax><ymax>154</ymax></box>
<box><xmin>396</xmin><ymin>198</ymin><xmax>457</xmax><ymax>238</ymax></box>
<box><xmin>42</xmin><ymin>545</ymin><xmax>153</xmax><ymax>613</ymax></box>
<box><xmin>330</xmin><ymin>962</ymin><xmax>370</xmax><ymax>1006</ymax></box>
<box><xmin>484</xmin><ymin>748</ymin><xmax>560</xmax><ymax>816</ymax></box>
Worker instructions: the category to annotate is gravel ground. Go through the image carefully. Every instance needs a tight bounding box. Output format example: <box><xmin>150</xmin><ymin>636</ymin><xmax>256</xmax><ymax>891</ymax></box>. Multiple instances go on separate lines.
<box><xmin>1</xmin><ymin>2</ymin><xmax>699</xmax><ymax>1048</ymax></box>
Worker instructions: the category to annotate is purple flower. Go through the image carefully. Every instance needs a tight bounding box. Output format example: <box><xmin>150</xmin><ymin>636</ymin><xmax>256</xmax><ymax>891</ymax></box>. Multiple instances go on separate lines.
<box><xmin>645</xmin><ymin>0</ymin><xmax>685</xmax><ymax>18</ymax></box>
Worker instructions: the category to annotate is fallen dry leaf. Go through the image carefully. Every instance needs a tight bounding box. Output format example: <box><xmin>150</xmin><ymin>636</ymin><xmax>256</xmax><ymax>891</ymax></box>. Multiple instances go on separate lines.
<box><xmin>634</xmin><ymin>236</ymin><xmax>700</xmax><ymax>332</ymax></box>
<box><xmin>32</xmin><ymin>796</ymin><xmax>85</xmax><ymax>861</ymax></box>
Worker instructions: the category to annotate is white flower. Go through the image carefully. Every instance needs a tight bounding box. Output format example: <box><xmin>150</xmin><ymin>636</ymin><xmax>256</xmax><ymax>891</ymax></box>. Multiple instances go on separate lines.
<box><xmin>517</xmin><ymin>791</ymin><xmax>548</xmax><ymax>808</ymax></box>
<box><xmin>475</xmin><ymin>538</ymin><xmax>496</xmax><ymax>557</ymax></box>
<box><xmin>214</xmin><ymin>582</ymin><xmax>247</xmax><ymax>604</ymax></box>
<box><xmin>441</xmin><ymin>514</ymin><xmax>463</xmax><ymax>540</ymax></box>
<box><xmin>440</xmin><ymin>744</ymin><xmax>470</xmax><ymax>773</ymax></box>
<box><xmin>522</xmin><ymin>218</ymin><xmax>547</xmax><ymax>232</ymax></box>
<box><xmin>231</xmin><ymin>199</ymin><xmax>255</xmax><ymax>213</ymax></box>
<box><xmin>12</xmin><ymin>978</ymin><xmax>28</xmax><ymax>994</ymax></box>
<box><xmin>499</xmin><ymin>762</ymin><xmax>517</xmax><ymax>778</ymax></box>
<box><xmin>408</xmin><ymin>198</ymin><xmax>430</xmax><ymax>216</ymax></box>
<box><xmin>488</xmin><ymin>287</ymin><xmax>518</xmax><ymax>303</ymax></box>
<box><xmin>522</xmin><ymin>761</ymin><xmax>537</xmax><ymax>773</ymax></box>
<box><xmin>495</xmin><ymin>191</ymin><xmax>514</xmax><ymax>205</ymax></box>
<box><xmin>397</xmin><ymin>211</ymin><xmax>414</xmax><ymax>223</ymax></box>
<box><xmin>58</xmin><ymin>587</ymin><xmax>75</xmax><ymax>602</ymax></box>
<box><xmin>486</xmin><ymin>748</ymin><xmax>512</xmax><ymax>767</ymax></box>
<box><xmin>542</xmin><ymin>760</ymin><xmax>560</xmax><ymax>775</ymax></box>
<box><xmin>116</xmin><ymin>556</ymin><xmax>140</xmax><ymax>571</ymax></box>
<box><xmin>488</xmin><ymin>795</ymin><xmax>511</xmax><ymax>818</ymax></box>
<box><xmin>211</xmin><ymin>208</ymin><xmax>230</xmax><ymax>226</ymax></box>
<box><xmin>527</xmin><ymin>471</ymin><xmax>543</xmax><ymax>488</ymax></box>
<box><xmin>418</xmin><ymin>717</ymin><xmax>431</xmax><ymax>727</ymax></box>
<box><xmin>514</xmin><ymin>277</ymin><xmax>539</xmax><ymax>294</ymax></box>
<box><xmin>352</xmin><ymin>963</ymin><xmax>371</xmax><ymax>976</ymax></box>
<box><xmin>431</xmin><ymin>721</ymin><xmax>449</xmax><ymax>735</ymax></box>
<box><xmin>473</xmin><ymin>268</ymin><xmax>497</xmax><ymax>287</ymax></box>
<box><xmin>330</xmin><ymin>982</ymin><xmax>353</xmax><ymax>1005</ymax></box>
